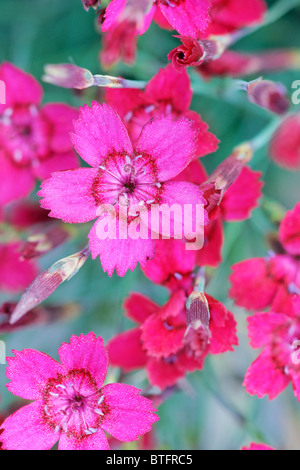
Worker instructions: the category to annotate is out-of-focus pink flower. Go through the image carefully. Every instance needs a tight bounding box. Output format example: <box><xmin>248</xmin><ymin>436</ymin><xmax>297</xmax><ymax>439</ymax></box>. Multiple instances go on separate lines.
<box><xmin>0</xmin><ymin>241</ymin><xmax>38</xmax><ymax>293</ymax></box>
<box><xmin>203</xmin><ymin>0</ymin><xmax>267</xmax><ymax>37</ymax></box>
<box><xmin>0</xmin><ymin>302</ymin><xmax>79</xmax><ymax>333</ymax></box>
<box><xmin>108</xmin><ymin>290</ymin><xmax>238</xmax><ymax>389</ymax></box>
<box><xmin>106</xmin><ymin>64</ymin><xmax>219</xmax><ymax>157</ymax></box>
<box><xmin>198</xmin><ymin>49</ymin><xmax>300</xmax><ymax>79</ymax></box>
<box><xmin>0</xmin><ymin>333</ymin><xmax>158</xmax><ymax>450</ymax></box>
<box><xmin>4</xmin><ymin>201</ymin><xmax>50</xmax><ymax>230</ymax></box>
<box><xmin>39</xmin><ymin>102</ymin><xmax>206</xmax><ymax>277</ymax></box>
<box><xmin>229</xmin><ymin>204</ymin><xmax>300</xmax><ymax>315</ymax></box>
<box><xmin>242</xmin><ymin>442</ymin><xmax>276</xmax><ymax>450</ymax></box>
<box><xmin>243</xmin><ymin>297</ymin><xmax>300</xmax><ymax>401</ymax></box>
<box><xmin>269</xmin><ymin>113</ymin><xmax>300</xmax><ymax>169</ymax></box>
<box><xmin>0</xmin><ymin>63</ymin><xmax>78</xmax><ymax>206</ymax></box>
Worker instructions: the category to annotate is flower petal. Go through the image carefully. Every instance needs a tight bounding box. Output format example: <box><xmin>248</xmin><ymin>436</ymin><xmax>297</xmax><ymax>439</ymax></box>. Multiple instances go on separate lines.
<box><xmin>6</xmin><ymin>349</ymin><xmax>66</xmax><ymax>400</ymax></box>
<box><xmin>124</xmin><ymin>293</ymin><xmax>159</xmax><ymax>324</ymax></box>
<box><xmin>38</xmin><ymin>168</ymin><xmax>99</xmax><ymax>223</ymax></box>
<box><xmin>41</xmin><ymin>103</ymin><xmax>78</xmax><ymax>153</ymax></box>
<box><xmin>71</xmin><ymin>102</ymin><xmax>133</xmax><ymax>167</ymax></box>
<box><xmin>88</xmin><ymin>220</ymin><xmax>155</xmax><ymax>277</ymax></box>
<box><xmin>136</xmin><ymin>115</ymin><xmax>197</xmax><ymax>181</ymax></box>
<box><xmin>0</xmin><ymin>62</ymin><xmax>42</xmax><ymax>110</ymax></box>
<box><xmin>108</xmin><ymin>328</ymin><xmax>148</xmax><ymax>371</ymax></box>
<box><xmin>33</xmin><ymin>151</ymin><xmax>79</xmax><ymax>180</ymax></box>
<box><xmin>159</xmin><ymin>0</ymin><xmax>210</xmax><ymax>37</ymax></box>
<box><xmin>0</xmin><ymin>401</ymin><xmax>58</xmax><ymax>450</ymax></box>
<box><xmin>58</xmin><ymin>333</ymin><xmax>108</xmax><ymax>388</ymax></box>
<box><xmin>0</xmin><ymin>151</ymin><xmax>35</xmax><ymax>205</ymax></box>
<box><xmin>243</xmin><ymin>348</ymin><xmax>289</xmax><ymax>400</ymax></box>
<box><xmin>101</xmin><ymin>383</ymin><xmax>158</xmax><ymax>441</ymax></box>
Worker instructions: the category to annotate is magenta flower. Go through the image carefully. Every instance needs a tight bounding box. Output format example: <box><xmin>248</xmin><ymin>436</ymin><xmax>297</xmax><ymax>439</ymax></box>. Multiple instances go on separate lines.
<box><xmin>108</xmin><ymin>290</ymin><xmax>238</xmax><ymax>389</ymax></box>
<box><xmin>243</xmin><ymin>298</ymin><xmax>300</xmax><ymax>401</ymax></box>
<box><xmin>39</xmin><ymin>102</ymin><xmax>206</xmax><ymax>276</ymax></box>
<box><xmin>0</xmin><ymin>332</ymin><xmax>158</xmax><ymax>450</ymax></box>
<box><xmin>229</xmin><ymin>203</ymin><xmax>300</xmax><ymax>314</ymax></box>
<box><xmin>106</xmin><ymin>64</ymin><xmax>219</xmax><ymax>156</ymax></box>
<box><xmin>0</xmin><ymin>63</ymin><xmax>78</xmax><ymax>206</ymax></box>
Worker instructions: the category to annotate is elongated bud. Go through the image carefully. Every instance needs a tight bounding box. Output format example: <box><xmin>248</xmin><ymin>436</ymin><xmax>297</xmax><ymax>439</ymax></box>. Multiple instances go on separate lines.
<box><xmin>20</xmin><ymin>224</ymin><xmax>69</xmax><ymax>260</ymax></box>
<box><xmin>186</xmin><ymin>291</ymin><xmax>210</xmax><ymax>331</ymax></box>
<box><xmin>43</xmin><ymin>64</ymin><xmax>95</xmax><ymax>89</ymax></box>
<box><xmin>9</xmin><ymin>246</ymin><xmax>90</xmax><ymax>324</ymax></box>
<box><xmin>200</xmin><ymin>143</ymin><xmax>253</xmax><ymax>218</ymax></box>
<box><xmin>247</xmin><ymin>78</ymin><xmax>290</xmax><ymax>115</ymax></box>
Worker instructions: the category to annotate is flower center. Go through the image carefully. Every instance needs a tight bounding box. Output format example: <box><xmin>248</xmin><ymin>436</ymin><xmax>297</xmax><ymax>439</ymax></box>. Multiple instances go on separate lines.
<box><xmin>91</xmin><ymin>152</ymin><xmax>162</xmax><ymax>212</ymax></box>
<box><xmin>42</xmin><ymin>369</ymin><xmax>107</xmax><ymax>439</ymax></box>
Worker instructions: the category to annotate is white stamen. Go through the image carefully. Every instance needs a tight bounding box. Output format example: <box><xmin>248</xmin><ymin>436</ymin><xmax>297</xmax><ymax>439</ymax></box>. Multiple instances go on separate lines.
<box><xmin>13</xmin><ymin>149</ymin><xmax>22</xmax><ymax>162</ymax></box>
<box><xmin>56</xmin><ymin>384</ymin><xmax>66</xmax><ymax>390</ymax></box>
<box><xmin>146</xmin><ymin>199</ymin><xmax>155</xmax><ymax>204</ymax></box>
<box><xmin>44</xmin><ymin>405</ymin><xmax>51</xmax><ymax>416</ymax></box>
<box><xmin>54</xmin><ymin>425</ymin><xmax>61</xmax><ymax>434</ymax></box>
<box><xmin>99</xmin><ymin>165</ymin><xmax>106</xmax><ymax>170</ymax></box>
<box><xmin>94</xmin><ymin>408</ymin><xmax>104</xmax><ymax>416</ymax></box>
<box><xmin>29</xmin><ymin>104</ymin><xmax>38</xmax><ymax>116</ymax></box>
<box><xmin>139</xmin><ymin>200</ymin><xmax>145</xmax><ymax>206</ymax></box>
<box><xmin>62</xmin><ymin>422</ymin><xmax>68</xmax><ymax>432</ymax></box>
<box><xmin>174</xmin><ymin>272</ymin><xmax>183</xmax><ymax>280</ymax></box>
<box><xmin>144</xmin><ymin>105</ymin><xmax>155</xmax><ymax>113</ymax></box>
<box><xmin>98</xmin><ymin>396</ymin><xmax>104</xmax><ymax>405</ymax></box>
<box><xmin>134</xmin><ymin>154</ymin><xmax>143</xmax><ymax>161</ymax></box>
<box><xmin>84</xmin><ymin>429</ymin><xmax>93</xmax><ymax>435</ymax></box>
<box><xmin>49</xmin><ymin>392</ymin><xmax>59</xmax><ymax>398</ymax></box>
<box><xmin>88</xmin><ymin>427</ymin><xmax>98</xmax><ymax>434</ymax></box>
<box><xmin>143</xmin><ymin>166</ymin><xmax>147</xmax><ymax>175</ymax></box>
<box><xmin>125</xmin><ymin>155</ymin><xmax>131</xmax><ymax>165</ymax></box>
<box><xmin>155</xmin><ymin>182</ymin><xmax>161</xmax><ymax>188</ymax></box>
<box><xmin>124</xmin><ymin>111</ymin><xmax>133</xmax><ymax>122</ymax></box>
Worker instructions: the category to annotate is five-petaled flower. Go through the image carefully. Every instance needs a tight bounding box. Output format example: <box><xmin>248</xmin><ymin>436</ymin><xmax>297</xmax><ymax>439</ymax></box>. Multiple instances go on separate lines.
<box><xmin>0</xmin><ymin>333</ymin><xmax>158</xmax><ymax>450</ymax></box>
<box><xmin>39</xmin><ymin>102</ymin><xmax>207</xmax><ymax>277</ymax></box>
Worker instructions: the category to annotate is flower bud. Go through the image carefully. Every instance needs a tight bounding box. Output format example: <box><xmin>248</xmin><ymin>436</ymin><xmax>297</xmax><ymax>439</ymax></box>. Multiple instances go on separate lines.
<box><xmin>186</xmin><ymin>291</ymin><xmax>210</xmax><ymax>331</ymax></box>
<box><xmin>9</xmin><ymin>247</ymin><xmax>90</xmax><ymax>324</ymax></box>
<box><xmin>247</xmin><ymin>78</ymin><xmax>290</xmax><ymax>115</ymax></box>
<box><xmin>168</xmin><ymin>35</ymin><xmax>230</xmax><ymax>72</ymax></box>
<box><xmin>43</xmin><ymin>64</ymin><xmax>95</xmax><ymax>89</ymax></box>
<box><xmin>200</xmin><ymin>143</ymin><xmax>253</xmax><ymax>218</ymax></box>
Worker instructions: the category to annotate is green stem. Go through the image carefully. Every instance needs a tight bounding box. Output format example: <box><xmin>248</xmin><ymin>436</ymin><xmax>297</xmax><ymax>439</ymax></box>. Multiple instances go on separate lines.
<box><xmin>250</xmin><ymin>116</ymin><xmax>282</xmax><ymax>151</ymax></box>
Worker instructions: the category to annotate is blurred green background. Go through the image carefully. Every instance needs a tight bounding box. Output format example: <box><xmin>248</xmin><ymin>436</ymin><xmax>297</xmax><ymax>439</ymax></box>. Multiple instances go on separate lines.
<box><xmin>0</xmin><ymin>0</ymin><xmax>300</xmax><ymax>450</ymax></box>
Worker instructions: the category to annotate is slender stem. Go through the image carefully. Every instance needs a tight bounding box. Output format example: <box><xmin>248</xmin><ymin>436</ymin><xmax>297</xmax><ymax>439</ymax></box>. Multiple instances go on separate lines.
<box><xmin>250</xmin><ymin>116</ymin><xmax>282</xmax><ymax>151</ymax></box>
<box><xmin>93</xmin><ymin>74</ymin><xmax>147</xmax><ymax>89</ymax></box>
